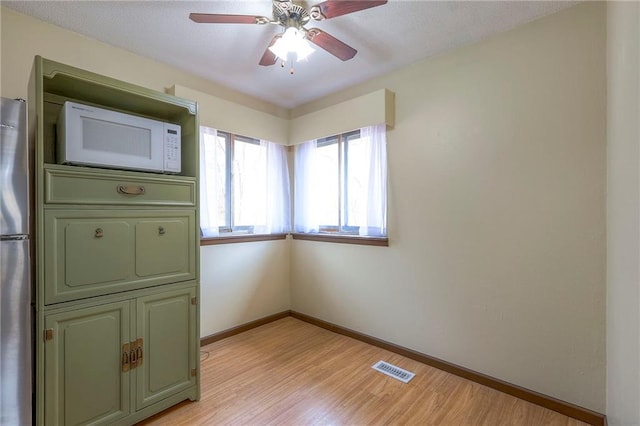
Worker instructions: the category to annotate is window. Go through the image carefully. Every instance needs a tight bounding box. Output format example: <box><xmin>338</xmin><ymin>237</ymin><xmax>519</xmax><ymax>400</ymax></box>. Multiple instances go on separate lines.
<box><xmin>200</xmin><ymin>127</ymin><xmax>290</xmax><ymax>238</ymax></box>
<box><xmin>314</xmin><ymin>130</ymin><xmax>367</xmax><ymax>233</ymax></box>
<box><xmin>294</xmin><ymin>124</ymin><xmax>387</xmax><ymax>238</ymax></box>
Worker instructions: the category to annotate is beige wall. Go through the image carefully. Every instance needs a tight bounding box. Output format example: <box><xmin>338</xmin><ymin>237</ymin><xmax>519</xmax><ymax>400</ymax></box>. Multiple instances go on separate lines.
<box><xmin>290</xmin><ymin>2</ymin><xmax>606</xmax><ymax>411</ymax></box>
<box><xmin>199</xmin><ymin>239</ymin><xmax>290</xmax><ymax>336</ymax></box>
<box><xmin>606</xmin><ymin>2</ymin><xmax>640</xmax><ymax>425</ymax></box>
<box><xmin>0</xmin><ymin>6</ymin><xmax>292</xmax><ymax>338</ymax></box>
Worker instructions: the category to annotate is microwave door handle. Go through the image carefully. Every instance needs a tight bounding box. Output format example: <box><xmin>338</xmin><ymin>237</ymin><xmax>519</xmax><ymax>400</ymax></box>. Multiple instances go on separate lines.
<box><xmin>117</xmin><ymin>185</ymin><xmax>146</xmax><ymax>196</ymax></box>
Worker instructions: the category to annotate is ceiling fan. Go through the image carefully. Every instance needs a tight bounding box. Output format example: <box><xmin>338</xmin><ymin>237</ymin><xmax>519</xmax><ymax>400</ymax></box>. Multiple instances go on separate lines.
<box><xmin>189</xmin><ymin>0</ymin><xmax>388</xmax><ymax>70</ymax></box>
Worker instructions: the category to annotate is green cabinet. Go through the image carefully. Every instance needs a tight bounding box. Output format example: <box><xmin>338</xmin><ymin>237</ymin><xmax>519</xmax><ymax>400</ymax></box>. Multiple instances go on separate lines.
<box><xmin>44</xmin><ymin>287</ymin><xmax>197</xmax><ymax>425</ymax></box>
<box><xmin>30</xmin><ymin>56</ymin><xmax>200</xmax><ymax>425</ymax></box>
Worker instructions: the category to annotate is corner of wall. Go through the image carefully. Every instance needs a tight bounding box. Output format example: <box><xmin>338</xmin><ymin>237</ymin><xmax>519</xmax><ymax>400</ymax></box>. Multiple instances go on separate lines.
<box><xmin>606</xmin><ymin>1</ymin><xmax>640</xmax><ymax>424</ymax></box>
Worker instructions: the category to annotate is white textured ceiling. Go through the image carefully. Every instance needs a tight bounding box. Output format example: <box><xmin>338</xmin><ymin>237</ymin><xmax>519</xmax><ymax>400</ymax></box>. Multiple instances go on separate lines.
<box><xmin>3</xmin><ymin>1</ymin><xmax>577</xmax><ymax>109</ymax></box>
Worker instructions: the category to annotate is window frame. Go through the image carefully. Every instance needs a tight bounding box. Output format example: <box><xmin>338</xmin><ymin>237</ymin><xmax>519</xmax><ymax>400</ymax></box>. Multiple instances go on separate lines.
<box><xmin>315</xmin><ymin>129</ymin><xmax>368</xmax><ymax>236</ymax></box>
<box><xmin>214</xmin><ymin>131</ymin><xmax>263</xmax><ymax>235</ymax></box>
<box><xmin>201</xmin><ymin>129</ymin><xmax>285</xmax><ymax>244</ymax></box>
<box><xmin>290</xmin><ymin>232</ymin><xmax>388</xmax><ymax>246</ymax></box>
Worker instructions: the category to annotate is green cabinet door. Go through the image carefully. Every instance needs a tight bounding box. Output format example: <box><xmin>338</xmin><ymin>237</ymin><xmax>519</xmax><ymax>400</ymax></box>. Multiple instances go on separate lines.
<box><xmin>135</xmin><ymin>218</ymin><xmax>190</xmax><ymax>278</ymax></box>
<box><xmin>44</xmin><ymin>301</ymin><xmax>131</xmax><ymax>425</ymax></box>
<box><xmin>44</xmin><ymin>211</ymin><xmax>134</xmax><ymax>304</ymax></box>
<box><xmin>45</xmin><ymin>211</ymin><xmax>133</xmax><ymax>304</ymax></box>
<box><xmin>135</xmin><ymin>288</ymin><xmax>196</xmax><ymax>410</ymax></box>
<box><xmin>64</xmin><ymin>220</ymin><xmax>131</xmax><ymax>287</ymax></box>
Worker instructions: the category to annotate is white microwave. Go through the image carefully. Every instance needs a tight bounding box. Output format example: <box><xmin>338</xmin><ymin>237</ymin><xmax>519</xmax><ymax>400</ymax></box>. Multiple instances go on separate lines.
<box><xmin>57</xmin><ymin>101</ymin><xmax>181</xmax><ymax>174</ymax></box>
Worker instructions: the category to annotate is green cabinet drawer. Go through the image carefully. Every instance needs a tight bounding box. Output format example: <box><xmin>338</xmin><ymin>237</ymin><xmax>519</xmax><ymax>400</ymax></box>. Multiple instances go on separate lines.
<box><xmin>45</xmin><ymin>165</ymin><xmax>196</xmax><ymax>206</ymax></box>
<box><xmin>44</xmin><ymin>209</ymin><xmax>197</xmax><ymax>305</ymax></box>
<box><xmin>44</xmin><ymin>301</ymin><xmax>131</xmax><ymax>425</ymax></box>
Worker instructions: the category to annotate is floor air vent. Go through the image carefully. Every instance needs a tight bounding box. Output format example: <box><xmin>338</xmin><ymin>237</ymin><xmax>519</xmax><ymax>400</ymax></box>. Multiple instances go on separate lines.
<box><xmin>372</xmin><ymin>361</ymin><xmax>415</xmax><ymax>383</ymax></box>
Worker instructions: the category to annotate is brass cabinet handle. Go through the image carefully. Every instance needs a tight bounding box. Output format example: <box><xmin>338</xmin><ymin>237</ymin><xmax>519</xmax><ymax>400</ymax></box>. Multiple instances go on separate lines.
<box><xmin>158</xmin><ymin>226</ymin><xmax>165</xmax><ymax>235</ymax></box>
<box><xmin>117</xmin><ymin>185</ymin><xmax>146</xmax><ymax>196</ymax></box>
<box><xmin>130</xmin><ymin>346</ymin><xmax>138</xmax><ymax>369</ymax></box>
<box><xmin>123</xmin><ymin>339</ymin><xmax>144</xmax><ymax>371</ymax></box>
<box><xmin>136</xmin><ymin>338</ymin><xmax>143</xmax><ymax>366</ymax></box>
<box><xmin>122</xmin><ymin>342</ymin><xmax>130</xmax><ymax>372</ymax></box>
<box><xmin>95</xmin><ymin>228</ymin><xmax>104</xmax><ymax>238</ymax></box>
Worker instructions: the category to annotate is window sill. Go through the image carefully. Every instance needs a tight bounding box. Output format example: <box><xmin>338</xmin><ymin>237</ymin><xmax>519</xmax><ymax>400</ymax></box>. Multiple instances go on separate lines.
<box><xmin>201</xmin><ymin>233</ymin><xmax>288</xmax><ymax>246</ymax></box>
<box><xmin>291</xmin><ymin>233</ymin><xmax>388</xmax><ymax>247</ymax></box>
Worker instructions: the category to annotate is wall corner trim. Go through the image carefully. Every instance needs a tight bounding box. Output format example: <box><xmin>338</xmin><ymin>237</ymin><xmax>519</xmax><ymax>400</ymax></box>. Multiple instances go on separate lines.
<box><xmin>200</xmin><ymin>311</ymin><xmax>291</xmax><ymax>347</ymax></box>
<box><xmin>289</xmin><ymin>88</ymin><xmax>395</xmax><ymax>145</ymax></box>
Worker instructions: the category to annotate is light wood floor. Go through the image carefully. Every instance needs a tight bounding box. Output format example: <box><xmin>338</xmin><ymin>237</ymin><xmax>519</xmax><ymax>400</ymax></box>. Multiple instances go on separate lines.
<box><xmin>138</xmin><ymin>317</ymin><xmax>588</xmax><ymax>425</ymax></box>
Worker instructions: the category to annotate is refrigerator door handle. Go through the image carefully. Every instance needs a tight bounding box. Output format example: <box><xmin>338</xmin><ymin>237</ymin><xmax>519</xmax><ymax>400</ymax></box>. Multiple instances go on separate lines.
<box><xmin>0</xmin><ymin>235</ymin><xmax>28</xmax><ymax>241</ymax></box>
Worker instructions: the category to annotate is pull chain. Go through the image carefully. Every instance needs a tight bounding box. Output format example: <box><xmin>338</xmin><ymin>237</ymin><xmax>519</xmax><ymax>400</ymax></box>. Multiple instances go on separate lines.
<box><xmin>279</xmin><ymin>57</ymin><xmax>294</xmax><ymax>75</ymax></box>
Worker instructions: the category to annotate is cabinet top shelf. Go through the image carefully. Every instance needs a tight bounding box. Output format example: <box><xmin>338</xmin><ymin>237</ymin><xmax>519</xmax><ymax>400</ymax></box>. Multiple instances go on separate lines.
<box><xmin>38</xmin><ymin>56</ymin><xmax>197</xmax><ymax>121</ymax></box>
<box><xmin>33</xmin><ymin>55</ymin><xmax>200</xmax><ymax>178</ymax></box>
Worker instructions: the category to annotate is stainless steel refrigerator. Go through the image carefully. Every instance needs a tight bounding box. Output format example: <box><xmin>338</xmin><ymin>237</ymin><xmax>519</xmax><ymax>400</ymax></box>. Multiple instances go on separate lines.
<box><xmin>1</xmin><ymin>97</ymin><xmax>32</xmax><ymax>425</ymax></box>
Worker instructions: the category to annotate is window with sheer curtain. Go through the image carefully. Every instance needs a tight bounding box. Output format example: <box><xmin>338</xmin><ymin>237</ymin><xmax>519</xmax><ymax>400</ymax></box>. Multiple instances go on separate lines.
<box><xmin>199</xmin><ymin>126</ymin><xmax>290</xmax><ymax>238</ymax></box>
<box><xmin>293</xmin><ymin>123</ymin><xmax>388</xmax><ymax>237</ymax></box>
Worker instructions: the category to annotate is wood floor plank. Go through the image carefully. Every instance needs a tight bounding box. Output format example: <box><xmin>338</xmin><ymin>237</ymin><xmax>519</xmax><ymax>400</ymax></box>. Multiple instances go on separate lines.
<box><xmin>138</xmin><ymin>317</ymin><xmax>590</xmax><ymax>425</ymax></box>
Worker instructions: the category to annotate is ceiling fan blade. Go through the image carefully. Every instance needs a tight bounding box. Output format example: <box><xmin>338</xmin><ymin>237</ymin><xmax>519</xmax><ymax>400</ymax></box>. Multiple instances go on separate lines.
<box><xmin>189</xmin><ymin>13</ymin><xmax>266</xmax><ymax>24</ymax></box>
<box><xmin>311</xmin><ymin>0</ymin><xmax>387</xmax><ymax>20</ymax></box>
<box><xmin>259</xmin><ymin>34</ymin><xmax>282</xmax><ymax>66</ymax></box>
<box><xmin>306</xmin><ymin>28</ymin><xmax>357</xmax><ymax>61</ymax></box>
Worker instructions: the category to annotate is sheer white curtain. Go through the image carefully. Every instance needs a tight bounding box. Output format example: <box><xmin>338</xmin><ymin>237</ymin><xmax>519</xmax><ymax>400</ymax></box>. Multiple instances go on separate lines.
<box><xmin>199</xmin><ymin>126</ymin><xmax>220</xmax><ymax>237</ymax></box>
<box><xmin>200</xmin><ymin>127</ymin><xmax>291</xmax><ymax>236</ymax></box>
<box><xmin>255</xmin><ymin>140</ymin><xmax>291</xmax><ymax>234</ymax></box>
<box><xmin>293</xmin><ymin>140</ymin><xmax>319</xmax><ymax>233</ymax></box>
<box><xmin>293</xmin><ymin>127</ymin><xmax>387</xmax><ymax>237</ymax></box>
<box><xmin>358</xmin><ymin>123</ymin><xmax>387</xmax><ymax>237</ymax></box>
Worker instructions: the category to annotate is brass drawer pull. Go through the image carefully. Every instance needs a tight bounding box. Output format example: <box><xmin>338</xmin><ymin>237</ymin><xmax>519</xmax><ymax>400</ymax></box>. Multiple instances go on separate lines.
<box><xmin>117</xmin><ymin>185</ymin><xmax>146</xmax><ymax>196</ymax></box>
<box><xmin>95</xmin><ymin>228</ymin><xmax>104</xmax><ymax>238</ymax></box>
<box><xmin>158</xmin><ymin>226</ymin><xmax>165</xmax><ymax>235</ymax></box>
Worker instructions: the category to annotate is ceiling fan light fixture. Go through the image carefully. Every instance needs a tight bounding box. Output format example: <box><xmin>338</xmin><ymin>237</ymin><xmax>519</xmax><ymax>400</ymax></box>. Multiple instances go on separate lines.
<box><xmin>268</xmin><ymin>38</ymin><xmax>290</xmax><ymax>61</ymax></box>
<box><xmin>268</xmin><ymin>27</ymin><xmax>315</xmax><ymax>63</ymax></box>
<box><xmin>295</xmin><ymin>37</ymin><xmax>315</xmax><ymax>61</ymax></box>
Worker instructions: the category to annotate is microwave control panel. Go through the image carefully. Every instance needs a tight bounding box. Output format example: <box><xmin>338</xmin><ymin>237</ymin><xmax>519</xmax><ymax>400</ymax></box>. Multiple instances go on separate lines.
<box><xmin>164</xmin><ymin>124</ymin><xmax>181</xmax><ymax>173</ymax></box>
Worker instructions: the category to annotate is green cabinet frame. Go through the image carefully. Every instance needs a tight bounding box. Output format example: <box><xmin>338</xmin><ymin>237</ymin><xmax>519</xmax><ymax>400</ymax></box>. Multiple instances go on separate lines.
<box><xmin>30</xmin><ymin>56</ymin><xmax>201</xmax><ymax>425</ymax></box>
